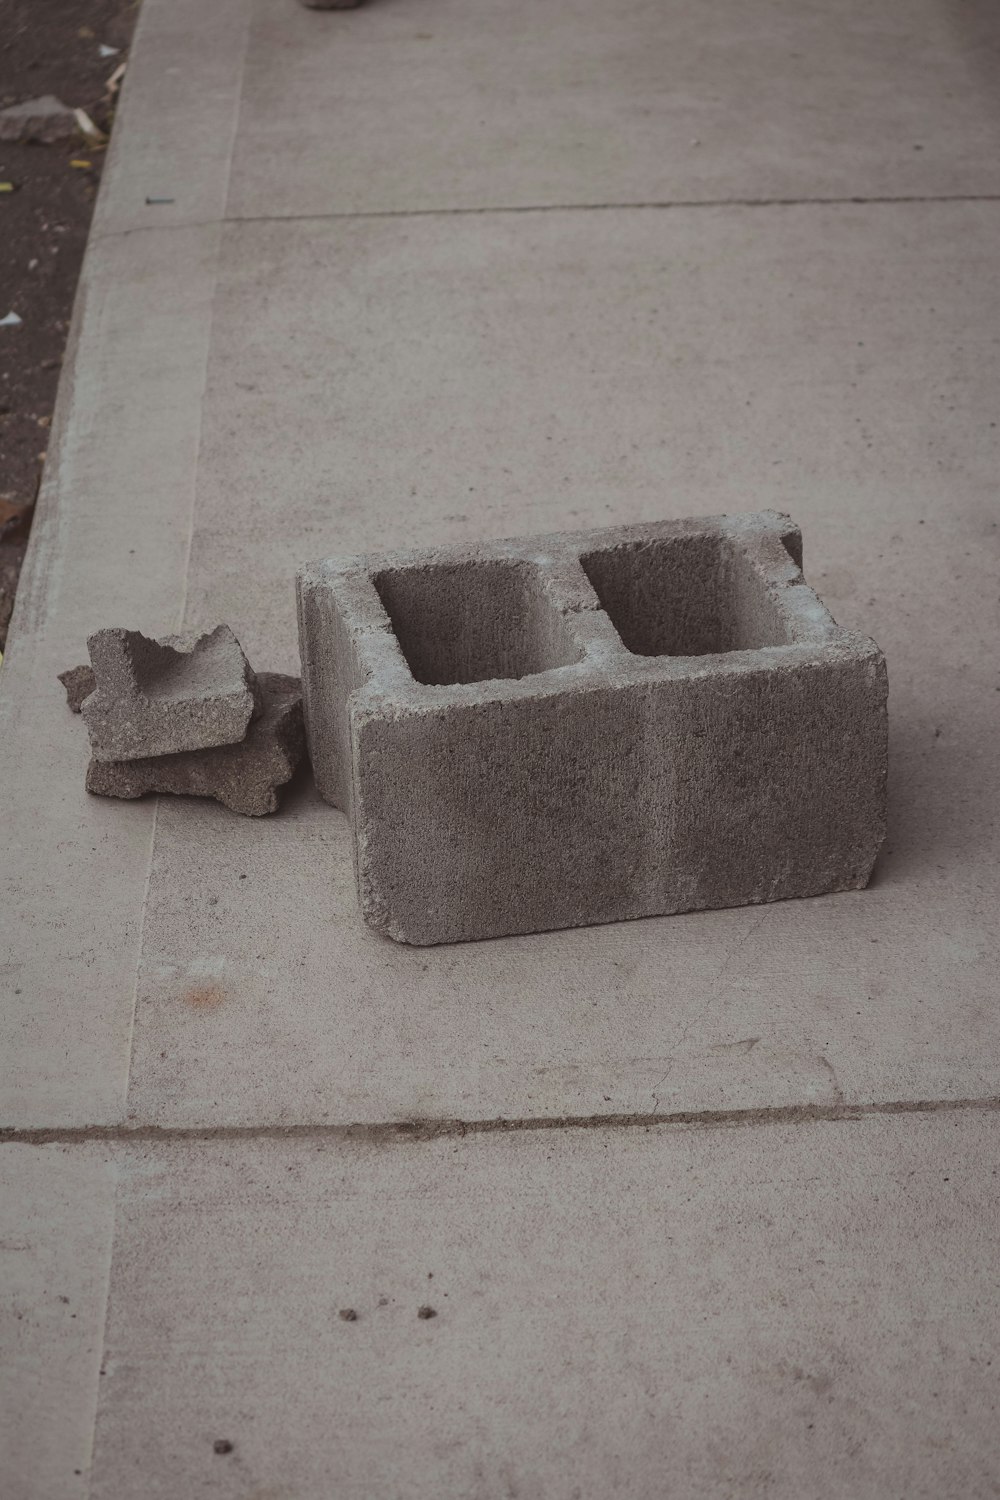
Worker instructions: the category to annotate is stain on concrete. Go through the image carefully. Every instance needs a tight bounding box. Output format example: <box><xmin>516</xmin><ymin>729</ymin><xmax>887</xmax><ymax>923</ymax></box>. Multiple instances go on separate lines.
<box><xmin>183</xmin><ymin>984</ymin><xmax>225</xmax><ymax>1010</ymax></box>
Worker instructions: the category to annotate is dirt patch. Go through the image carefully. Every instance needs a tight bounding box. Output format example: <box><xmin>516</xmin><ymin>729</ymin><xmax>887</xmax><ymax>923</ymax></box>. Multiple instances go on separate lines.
<box><xmin>0</xmin><ymin>0</ymin><xmax>140</xmax><ymax>652</ymax></box>
<box><xmin>183</xmin><ymin>984</ymin><xmax>226</xmax><ymax>1011</ymax></box>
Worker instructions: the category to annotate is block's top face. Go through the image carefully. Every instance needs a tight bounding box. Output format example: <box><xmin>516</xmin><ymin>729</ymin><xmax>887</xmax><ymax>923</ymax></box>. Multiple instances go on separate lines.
<box><xmin>299</xmin><ymin>511</ymin><xmax>880</xmax><ymax>714</ymax></box>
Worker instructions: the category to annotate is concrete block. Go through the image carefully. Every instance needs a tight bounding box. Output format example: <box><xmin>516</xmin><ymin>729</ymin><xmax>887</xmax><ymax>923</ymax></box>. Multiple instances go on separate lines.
<box><xmin>86</xmin><ymin>673</ymin><xmax>305</xmax><ymax>817</ymax></box>
<box><xmin>58</xmin><ymin>663</ymin><xmax>96</xmax><ymax>713</ymax></box>
<box><xmin>298</xmin><ymin>511</ymin><xmax>888</xmax><ymax>945</ymax></box>
<box><xmin>82</xmin><ymin>624</ymin><xmax>260</xmax><ymax>762</ymax></box>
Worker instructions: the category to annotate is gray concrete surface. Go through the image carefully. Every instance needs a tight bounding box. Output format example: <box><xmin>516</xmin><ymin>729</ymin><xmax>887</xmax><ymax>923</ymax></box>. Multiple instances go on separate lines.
<box><xmin>1</xmin><ymin>0</ymin><xmax>999</xmax><ymax>1493</ymax></box>
<box><xmin>229</xmin><ymin>0</ymin><xmax>1000</xmax><ymax>215</ymax></box>
<box><xmin>87</xmin><ymin>1113</ymin><xmax>1000</xmax><ymax>1499</ymax></box>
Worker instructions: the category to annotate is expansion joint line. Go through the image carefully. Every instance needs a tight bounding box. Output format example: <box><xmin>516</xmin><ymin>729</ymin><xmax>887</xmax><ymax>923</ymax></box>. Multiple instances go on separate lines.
<box><xmin>89</xmin><ymin>192</ymin><xmax>1000</xmax><ymax>246</ymax></box>
<box><xmin>4</xmin><ymin>1093</ymin><xmax>999</xmax><ymax>1148</ymax></box>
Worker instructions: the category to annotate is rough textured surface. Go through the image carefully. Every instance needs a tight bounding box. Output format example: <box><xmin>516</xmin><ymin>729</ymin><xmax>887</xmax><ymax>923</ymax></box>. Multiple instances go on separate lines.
<box><xmin>0</xmin><ymin>1143</ymin><xmax>116</xmax><ymax>1500</ymax></box>
<box><xmin>58</xmin><ymin>663</ymin><xmax>96</xmax><ymax>713</ymax></box>
<box><xmin>0</xmin><ymin>94</ymin><xmax>80</xmax><ymax>144</ymax></box>
<box><xmin>299</xmin><ymin>511</ymin><xmax>887</xmax><ymax>945</ymax></box>
<box><xmin>82</xmin><ymin>623</ymin><xmax>260</xmax><ymax>762</ymax></box>
<box><xmin>228</xmin><ymin>0</ymin><xmax>1000</xmax><ymax>219</ymax></box>
<box><xmin>87</xmin><ymin>1114</ymin><xmax>1000</xmax><ymax>1500</ymax></box>
<box><xmin>85</xmin><ymin>673</ymin><xmax>305</xmax><ymax>816</ymax></box>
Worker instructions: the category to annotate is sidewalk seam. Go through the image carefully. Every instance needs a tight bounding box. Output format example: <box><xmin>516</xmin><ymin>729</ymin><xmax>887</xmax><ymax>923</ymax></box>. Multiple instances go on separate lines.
<box><xmin>5</xmin><ymin>1093</ymin><xmax>999</xmax><ymax>1147</ymax></box>
<box><xmin>86</xmin><ymin>191</ymin><xmax>1000</xmax><ymax>246</ymax></box>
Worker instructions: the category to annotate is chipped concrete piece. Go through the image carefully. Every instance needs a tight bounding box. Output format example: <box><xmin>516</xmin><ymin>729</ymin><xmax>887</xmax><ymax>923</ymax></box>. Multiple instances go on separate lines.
<box><xmin>58</xmin><ymin>664</ymin><xmax>97</xmax><ymax>713</ymax></box>
<box><xmin>298</xmin><ymin>511</ymin><xmax>888</xmax><ymax>945</ymax></box>
<box><xmin>82</xmin><ymin>624</ymin><xmax>260</xmax><ymax>762</ymax></box>
<box><xmin>0</xmin><ymin>95</ymin><xmax>80</xmax><ymax>143</ymax></box>
<box><xmin>85</xmin><ymin>673</ymin><xmax>305</xmax><ymax>816</ymax></box>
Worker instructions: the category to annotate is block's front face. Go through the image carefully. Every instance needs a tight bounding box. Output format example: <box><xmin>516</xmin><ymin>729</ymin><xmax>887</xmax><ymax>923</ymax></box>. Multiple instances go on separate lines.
<box><xmin>352</xmin><ymin>647</ymin><xmax>887</xmax><ymax>946</ymax></box>
<box><xmin>297</xmin><ymin>513</ymin><xmax>888</xmax><ymax>945</ymax></box>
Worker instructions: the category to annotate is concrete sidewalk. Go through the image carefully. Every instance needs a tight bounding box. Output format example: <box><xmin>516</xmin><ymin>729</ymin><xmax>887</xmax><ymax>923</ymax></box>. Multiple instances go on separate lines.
<box><xmin>2</xmin><ymin>0</ymin><xmax>999</xmax><ymax>1494</ymax></box>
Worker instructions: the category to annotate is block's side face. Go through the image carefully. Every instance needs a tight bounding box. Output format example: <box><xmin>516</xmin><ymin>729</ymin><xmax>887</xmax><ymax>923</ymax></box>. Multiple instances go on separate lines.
<box><xmin>351</xmin><ymin>642</ymin><xmax>887</xmax><ymax>945</ymax></box>
<box><xmin>296</xmin><ymin>565</ymin><xmax>393</xmax><ymax>810</ymax></box>
<box><xmin>371</xmin><ymin>557</ymin><xmax>585</xmax><ymax>687</ymax></box>
<box><xmin>666</xmin><ymin>645</ymin><xmax>889</xmax><ymax>911</ymax></box>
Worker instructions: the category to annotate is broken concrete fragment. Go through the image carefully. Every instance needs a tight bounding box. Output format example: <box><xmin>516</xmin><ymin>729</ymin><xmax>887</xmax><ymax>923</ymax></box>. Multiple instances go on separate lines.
<box><xmin>298</xmin><ymin>511</ymin><xmax>888</xmax><ymax>945</ymax></box>
<box><xmin>82</xmin><ymin>624</ymin><xmax>261</xmax><ymax>762</ymax></box>
<box><xmin>85</xmin><ymin>674</ymin><xmax>305</xmax><ymax>816</ymax></box>
<box><xmin>0</xmin><ymin>95</ymin><xmax>80</xmax><ymax>143</ymax></box>
<box><xmin>58</xmin><ymin>664</ymin><xmax>97</xmax><ymax>712</ymax></box>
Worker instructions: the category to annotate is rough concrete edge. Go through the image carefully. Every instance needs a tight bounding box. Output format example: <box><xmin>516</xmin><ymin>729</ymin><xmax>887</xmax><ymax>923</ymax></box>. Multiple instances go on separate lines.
<box><xmin>84</xmin><ymin>0</ymin><xmax>159</xmax><ymax>239</ymax></box>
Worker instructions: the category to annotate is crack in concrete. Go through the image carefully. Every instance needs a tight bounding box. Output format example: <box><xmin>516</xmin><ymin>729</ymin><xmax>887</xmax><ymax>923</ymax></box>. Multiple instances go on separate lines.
<box><xmin>3</xmin><ymin>1094</ymin><xmax>999</xmax><ymax>1149</ymax></box>
<box><xmin>651</xmin><ymin>909</ymin><xmax>771</xmax><ymax>1111</ymax></box>
<box><xmin>89</xmin><ymin>192</ymin><xmax>1000</xmax><ymax>246</ymax></box>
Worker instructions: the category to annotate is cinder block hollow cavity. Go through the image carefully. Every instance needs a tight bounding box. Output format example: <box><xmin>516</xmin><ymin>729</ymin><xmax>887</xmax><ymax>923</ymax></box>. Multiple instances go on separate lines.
<box><xmin>581</xmin><ymin>534</ymin><xmax>793</xmax><ymax>656</ymax></box>
<box><xmin>373</xmin><ymin>559</ymin><xmax>583</xmax><ymax>686</ymax></box>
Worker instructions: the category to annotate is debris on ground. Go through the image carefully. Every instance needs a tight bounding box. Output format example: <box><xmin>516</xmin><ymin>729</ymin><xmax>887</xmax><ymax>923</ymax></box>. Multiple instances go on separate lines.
<box><xmin>0</xmin><ymin>311</ymin><xmax>23</xmax><ymax>326</ymax></box>
<box><xmin>61</xmin><ymin>624</ymin><xmax>305</xmax><ymax>815</ymax></box>
<box><xmin>58</xmin><ymin>662</ymin><xmax>96</xmax><ymax>711</ymax></box>
<box><xmin>0</xmin><ymin>95</ymin><xmax>82</xmax><ymax>143</ymax></box>
<box><xmin>0</xmin><ymin>499</ymin><xmax>34</xmax><ymax>542</ymax></box>
<box><xmin>83</xmin><ymin>672</ymin><xmax>306</xmax><ymax>817</ymax></box>
<box><xmin>82</xmin><ymin>624</ymin><xmax>261</xmax><ymax>762</ymax></box>
<box><xmin>73</xmin><ymin>108</ymin><xmax>106</xmax><ymax>145</ymax></box>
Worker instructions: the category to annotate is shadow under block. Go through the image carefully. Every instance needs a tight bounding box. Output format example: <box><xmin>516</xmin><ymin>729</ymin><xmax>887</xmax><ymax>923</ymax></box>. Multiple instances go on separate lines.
<box><xmin>297</xmin><ymin>513</ymin><xmax>887</xmax><ymax>945</ymax></box>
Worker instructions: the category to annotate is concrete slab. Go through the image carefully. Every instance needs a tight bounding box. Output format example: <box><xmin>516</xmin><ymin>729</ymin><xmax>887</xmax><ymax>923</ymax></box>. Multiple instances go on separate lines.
<box><xmin>90</xmin><ymin>0</ymin><xmax>249</xmax><ymax>238</ymax></box>
<box><xmin>0</xmin><ymin>1145</ymin><xmax>115</xmax><ymax>1500</ymax></box>
<box><xmin>3</xmin><ymin>0</ymin><xmax>1000</xmax><ymax>1487</ymax></box>
<box><xmin>126</xmin><ymin>202</ymin><xmax>1000</xmax><ymax>1126</ymax></box>
<box><xmin>227</xmin><ymin>0</ymin><xmax>1000</xmax><ymax>218</ymax></box>
<box><xmin>0</xmin><ymin>225</ymin><xmax>225</xmax><ymax>1127</ymax></box>
<box><xmin>88</xmin><ymin>1111</ymin><xmax>1000</xmax><ymax>1499</ymax></box>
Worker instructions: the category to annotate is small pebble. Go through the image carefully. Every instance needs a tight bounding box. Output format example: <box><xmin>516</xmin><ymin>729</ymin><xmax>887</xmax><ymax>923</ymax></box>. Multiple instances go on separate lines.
<box><xmin>339</xmin><ymin>1308</ymin><xmax>357</xmax><ymax>1322</ymax></box>
<box><xmin>213</xmin><ymin>1440</ymin><xmax>234</xmax><ymax>1455</ymax></box>
<box><xmin>417</xmin><ymin>1305</ymin><xmax>437</xmax><ymax>1320</ymax></box>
